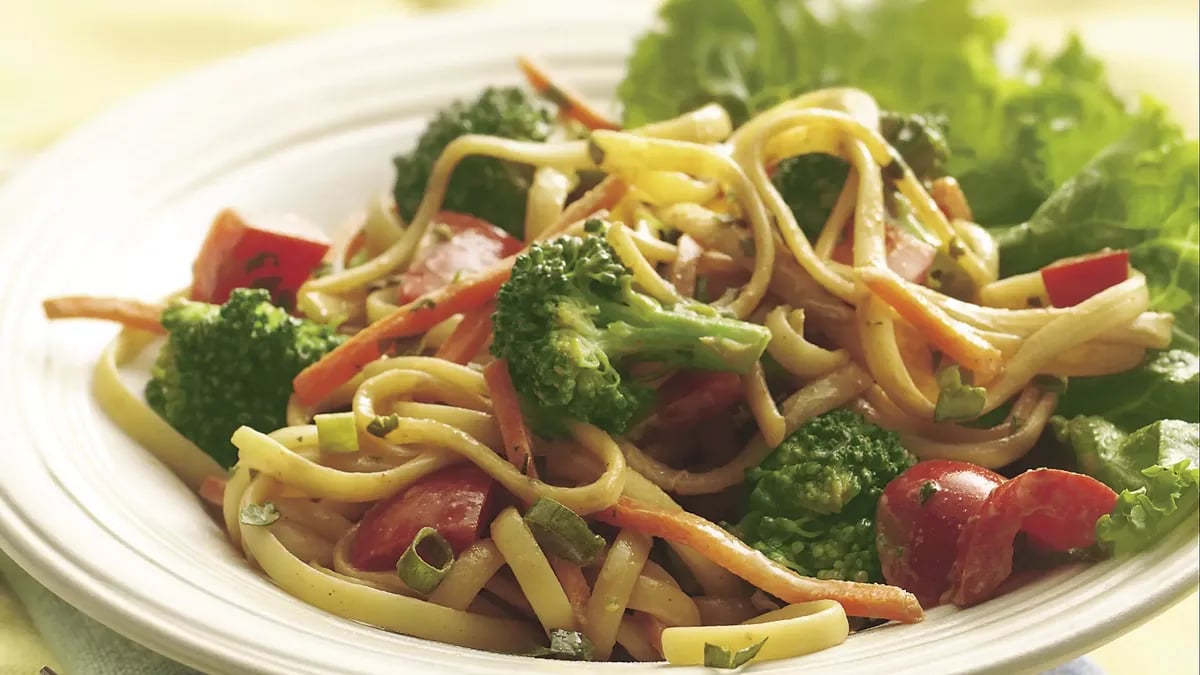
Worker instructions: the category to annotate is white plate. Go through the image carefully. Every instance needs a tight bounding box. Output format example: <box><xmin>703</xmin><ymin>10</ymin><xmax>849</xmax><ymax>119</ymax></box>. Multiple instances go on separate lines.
<box><xmin>0</xmin><ymin>3</ymin><xmax>1196</xmax><ymax>674</ymax></box>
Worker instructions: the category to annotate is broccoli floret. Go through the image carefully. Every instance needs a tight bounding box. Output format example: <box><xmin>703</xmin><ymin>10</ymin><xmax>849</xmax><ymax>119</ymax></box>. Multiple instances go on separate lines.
<box><xmin>145</xmin><ymin>288</ymin><xmax>345</xmax><ymax>468</ymax></box>
<box><xmin>772</xmin><ymin>110</ymin><xmax>950</xmax><ymax>240</ymax></box>
<box><xmin>733</xmin><ymin>409</ymin><xmax>916</xmax><ymax>583</ymax></box>
<box><xmin>491</xmin><ymin>219</ymin><xmax>772</xmax><ymax>435</ymax></box>
<box><xmin>392</xmin><ymin>87</ymin><xmax>554</xmax><ymax>238</ymax></box>
<box><xmin>771</xmin><ymin>153</ymin><xmax>851</xmax><ymax>241</ymax></box>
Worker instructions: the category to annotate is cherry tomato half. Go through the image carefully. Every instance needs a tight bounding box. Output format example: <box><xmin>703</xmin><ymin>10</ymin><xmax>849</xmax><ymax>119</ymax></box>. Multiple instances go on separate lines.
<box><xmin>876</xmin><ymin>460</ymin><xmax>1005</xmax><ymax>607</ymax></box>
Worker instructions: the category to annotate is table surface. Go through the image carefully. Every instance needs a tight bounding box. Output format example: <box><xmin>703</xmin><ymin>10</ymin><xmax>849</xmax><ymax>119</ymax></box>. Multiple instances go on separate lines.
<box><xmin>0</xmin><ymin>1</ymin><xmax>1196</xmax><ymax>673</ymax></box>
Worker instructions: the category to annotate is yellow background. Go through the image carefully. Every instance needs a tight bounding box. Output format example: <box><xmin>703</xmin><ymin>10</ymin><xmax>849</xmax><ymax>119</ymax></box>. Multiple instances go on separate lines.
<box><xmin>0</xmin><ymin>1</ymin><xmax>1195</xmax><ymax>673</ymax></box>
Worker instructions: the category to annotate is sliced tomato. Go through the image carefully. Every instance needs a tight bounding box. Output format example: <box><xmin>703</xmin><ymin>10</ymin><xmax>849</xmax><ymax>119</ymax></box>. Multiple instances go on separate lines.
<box><xmin>1039</xmin><ymin>249</ymin><xmax>1129</xmax><ymax>308</ymax></box>
<box><xmin>190</xmin><ymin>209</ymin><xmax>330</xmax><ymax>311</ymax></box>
<box><xmin>655</xmin><ymin>370</ymin><xmax>743</xmax><ymax>428</ymax></box>
<box><xmin>831</xmin><ymin>223</ymin><xmax>937</xmax><ymax>284</ymax></box>
<box><xmin>349</xmin><ymin>464</ymin><xmax>500</xmax><ymax>571</ymax></box>
<box><xmin>395</xmin><ymin>212</ymin><xmax>523</xmax><ymax>304</ymax></box>
<box><xmin>945</xmin><ymin>468</ymin><xmax>1118</xmax><ymax>607</ymax></box>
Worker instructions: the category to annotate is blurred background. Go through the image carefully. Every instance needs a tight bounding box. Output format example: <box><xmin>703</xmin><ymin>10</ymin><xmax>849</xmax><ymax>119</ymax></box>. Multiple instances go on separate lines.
<box><xmin>0</xmin><ymin>0</ymin><xmax>1196</xmax><ymax>673</ymax></box>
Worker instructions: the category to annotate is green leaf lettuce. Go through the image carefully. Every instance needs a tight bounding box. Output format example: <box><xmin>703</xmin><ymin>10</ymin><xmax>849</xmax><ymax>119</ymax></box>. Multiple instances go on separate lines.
<box><xmin>1053</xmin><ymin>417</ymin><xmax>1200</xmax><ymax>554</ymax></box>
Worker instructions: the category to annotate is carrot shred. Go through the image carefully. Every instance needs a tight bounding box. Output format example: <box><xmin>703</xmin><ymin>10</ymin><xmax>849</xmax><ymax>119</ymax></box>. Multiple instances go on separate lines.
<box><xmin>633</xmin><ymin>611</ymin><xmax>667</xmax><ymax>658</ymax></box>
<box><xmin>292</xmin><ymin>177</ymin><xmax>629</xmax><ymax>408</ymax></box>
<box><xmin>594</xmin><ymin>497</ymin><xmax>924</xmax><ymax>624</ymax></box>
<box><xmin>860</xmin><ymin>267</ymin><xmax>1003</xmax><ymax>382</ymax></box>
<box><xmin>42</xmin><ymin>296</ymin><xmax>166</xmax><ymax>334</ymax></box>
<box><xmin>482</xmin><ymin>359</ymin><xmax>538</xmax><ymax>479</ymax></box>
<box><xmin>293</xmin><ymin>261</ymin><xmax>515</xmax><ymax>406</ymax></box>
<box><xmin>518</xmin><ymin>55</ymin><xmax>621</xmax><ymax>132</ymax></box>
<box><xmin>198</xmin><ymin>476</ymin><xmax>227</xmax><ymax>507</ymax></box>
<box><xmin>930</xmin><ymin>176</ymin><xmax>974</xmax><ymax>223</ymax></box>
<box><xmin>549</xmin><ymin>556</ymin><xmax>592</xmax><ymax>627</ymax></box>
<box><xmin>434</xmin><ymin>303</ymin><xmax>494</xmax><ymax>365</ymax></box>
<box><xmin>535</xmin><ymin>176</ymin><xmax>629</xmax><ymax>243</ymax></box>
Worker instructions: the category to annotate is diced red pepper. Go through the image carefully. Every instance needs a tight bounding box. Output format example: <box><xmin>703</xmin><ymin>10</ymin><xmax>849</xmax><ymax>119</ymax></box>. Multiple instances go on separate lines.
<box><xmin>655</xmin><ymin>370</ymin><xmax>744</xmax><ymax>428</ymax></box>
<box><xmin>190</xmin><ymin>209</ymin><xmax>330</xmax><ymax>311</ymax></box>
<box><xmin>395</xmin><ymin>212</ymin><xmax>523</xmax><ymax>304</ymax></box>
<box><xmin>349</xmin><ymin>464</ymin><xmax>500</xmax><ymax>571</ymax></box>
<box><xmin>1039</xmin><ymin>249</ymin><xmax>1129</xmax><ymax>308</ymax></box>
<box><xmin>944</xmin><ymin>468</ymin><xmax>1118</xmax><ymax>607</ymax></box>
<box><xmin>832</xmin><ymin>223</ymin><xmax>937</xmax><ymax>284</ymax></box>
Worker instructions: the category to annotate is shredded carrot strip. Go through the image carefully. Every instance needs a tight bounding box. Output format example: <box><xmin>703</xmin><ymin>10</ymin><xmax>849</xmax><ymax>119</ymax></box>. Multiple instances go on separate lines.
<box><xmin>549</xmin><ymin>556</ymin><xmax>592</xmax><ymax>627</ymax></box>
<box><xmin>634</xmin><ymin>611</ymin><xmax>667</xmax><ymax>658</ymax></box>
<box><xmin>534</xmin><ymin>176</ymin><xmax>628</xmax><ymax>243</ymax></box>
<box><xmin>293</xmin><ymin>178</ymin><xmax>628</xmax><ymax>407</ymax></box>
<box><xmin>198</xmin><ymin>476</ymin><xmax>227</xmax><ymax>507</ymax></box>
<box><xmin>518</xmin><ymin>55</ymin><xmax>621</xmax><ymax>132</ymax></box>
<box><xmin>860</xmin><ymin>267</ymin><xmax>1003</xmax><ymax>382</ymax></box>
<box><xmin>293</xmin><ymin>262</ymin><xmax>514</xmax><ymax>406</ymax></box>
<box><xmin>482</xmin><ymin>359</ymin><xmax>538</xmax><ymax>479</ymax></box>
<box><xmin>930</xmin><ymin>176</ymin><xmax>974</xmax><ymax>223</ymax></box>
<box><xmin>594</xmin><ymin>498</ymin><xmax>924</xmax><ymax>623</ymax></box>
<box><xmin>42</xmin><ymin>296</ymin><xmax>166</xmax><ymax>335</ymax></box>
<box><xmin>434</xmin><ymin>303</ymin><xmax>494</xmax><ymax>365</ymax></box>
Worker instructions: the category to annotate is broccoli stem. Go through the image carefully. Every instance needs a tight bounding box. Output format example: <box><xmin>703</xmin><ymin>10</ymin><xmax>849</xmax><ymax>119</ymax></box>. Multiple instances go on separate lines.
<box><xmin>596</xmin><ymin>298</ymin><xmax>771</xmax><ymax>373</ymax></box>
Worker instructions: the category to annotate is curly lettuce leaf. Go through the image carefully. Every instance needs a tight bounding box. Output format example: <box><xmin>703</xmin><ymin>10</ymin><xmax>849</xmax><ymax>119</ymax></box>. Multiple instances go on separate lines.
<box><xmin>618</xmin><ymin>0</ymin><xmax>1160</xmax><ymax>225</ymax></box>
<box><xmin>1098</xmin><ymin>461</ymin><xmax>1200</xmax><ymax>556</ymax></box>
<box><xmin>619</xmin><ymin>0</ymin><xmax>1003</xmax><ymax>127</ymax></box>
<box><xmin>1052</xmin><ymin>417</ymin><xmax>1199</xmax><ymax>554</ymax></box>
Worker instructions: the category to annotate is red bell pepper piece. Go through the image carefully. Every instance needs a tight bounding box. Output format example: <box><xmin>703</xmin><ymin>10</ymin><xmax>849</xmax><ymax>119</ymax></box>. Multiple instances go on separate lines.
<box><xmin>1039</xmin><ymin>248</ymin><xmax>1129</xmax><ymax>308</ymax></box>
<box><xmin>349</xmin><ymin>464</ymin><xmax>500</xmax><ymax>571</ymax></box>
<box><xmin>190</xmin><ymin>209</ymin><xmax>329</xmax><ymax>311</ymax></box>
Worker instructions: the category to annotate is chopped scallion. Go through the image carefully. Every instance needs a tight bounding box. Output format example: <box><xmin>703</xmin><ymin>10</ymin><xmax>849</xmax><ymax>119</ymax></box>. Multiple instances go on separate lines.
<box><xmin>239</xmin><ymin>502</ymin><xmax>280</xmax><ymax>526</ymax></box>
<box><xmin>314</xmin><ymin>412</ymin><xmax>359</xmax><ymax>453</ymax></box>
<box><xmin>396</xmin><ymin>526</ymin><xmax>455</xmax><ymax>594</ymax></box>
<box><xmin>366</xmin><ymin>413</ymin><xmax>401</xmax><ymax>438</ymax></box>
<box><xmin>933</xmin><ymin>365</ymin><xmax>986</xmax><ymax>422</ymax></box>
<box><xmin>526</xmin><ymin>629</ymin><xmax>596</xmax><ymax>661</ymax></box>
<box><xmin>522</xmin><ymin>497</ymin><xmax>605</xmax><ymax>565</ymax></box>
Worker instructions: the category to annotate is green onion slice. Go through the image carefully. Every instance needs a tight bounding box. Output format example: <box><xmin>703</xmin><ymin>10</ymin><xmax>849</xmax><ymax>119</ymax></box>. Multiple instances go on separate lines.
<box><xmin>522</xmin><ymin>497</ymin><xmax>605</xmax><ymax>565</ymax></box>
<box><xmin>239</xmin><ymin>502</ymin><xmax>280</xmax><ymax>526</ymax></box>
<box><xmin>933</xmin><ymin>365</ymin><xmax>986</xmax><ymax>422</ymax></box>
<box><xmin>314</xmin><ymin>412</ymin><xmax>359</xmax><ymax>453</ymax></box>
<box><xmin>704</xmin><ymin>638</ymin><xmax>767</xmax><ymax>669</ymax></box>
<box><xmin>366</xmin><ymin>413</ymin><xmax>400</xmax><ymax>438</ymax></box>
<box><xmin>526</xmin><ymin>629</ymin><xmax>596</xmax><ymax>661</ymax></box>
<box><xmin>396</xmin><ymin>526</ymin><xmax>455</xmax><ymax>594</ymax></box>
